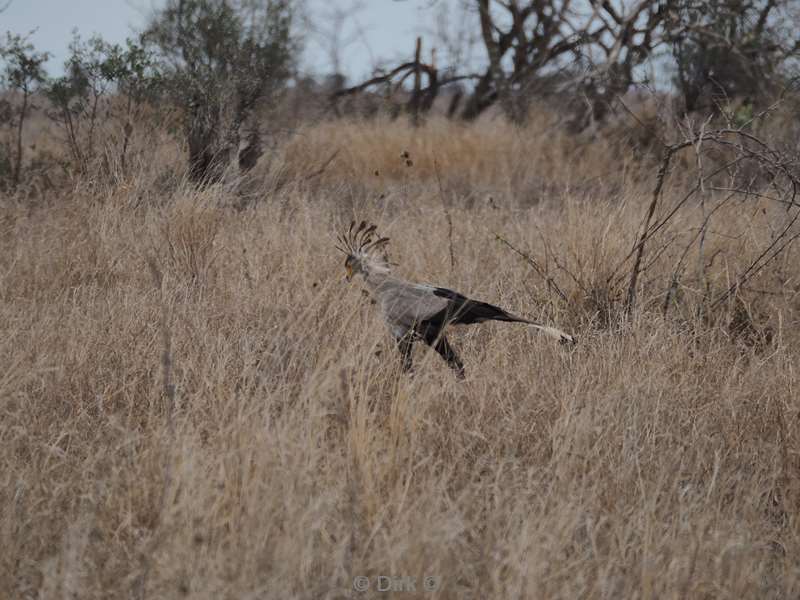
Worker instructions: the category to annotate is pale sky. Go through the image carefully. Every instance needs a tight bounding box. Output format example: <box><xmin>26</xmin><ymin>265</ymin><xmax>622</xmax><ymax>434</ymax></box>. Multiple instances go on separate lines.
<box><xmin>1</xmin><ymin>0</ymin><xmax>453</xmax><ymax>82</ymax></box>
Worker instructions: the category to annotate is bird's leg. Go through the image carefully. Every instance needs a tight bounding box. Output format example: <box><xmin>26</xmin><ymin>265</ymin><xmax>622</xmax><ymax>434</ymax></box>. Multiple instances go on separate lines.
<box><xmin>396</xmin><ymin>334</ymin><xmax>414</xmax><ymax>373</ymax></box>
<box><xmin>431</xmin><ymin>335</ymin><xmax>465</xmax><ymax>379</ymax></box>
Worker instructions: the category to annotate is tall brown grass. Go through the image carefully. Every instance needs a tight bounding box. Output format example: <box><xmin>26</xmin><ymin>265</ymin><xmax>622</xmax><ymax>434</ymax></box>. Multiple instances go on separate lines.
<box><xmin>2</xmin><ymin>113</ymin><xmax>799</xmax><ymax>599</ymax></box>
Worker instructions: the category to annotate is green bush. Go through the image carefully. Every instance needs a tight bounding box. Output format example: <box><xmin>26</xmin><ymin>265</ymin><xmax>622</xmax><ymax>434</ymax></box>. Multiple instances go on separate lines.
<box><xmin>144</xmin><ymin>0</ymin><xmax>296</xmax><ymax>183</ymax></box>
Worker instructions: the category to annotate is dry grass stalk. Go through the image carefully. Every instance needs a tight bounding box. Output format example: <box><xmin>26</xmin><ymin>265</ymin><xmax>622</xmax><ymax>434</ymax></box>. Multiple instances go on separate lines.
<box><xmin>2</xmin><ymin>113</ymin><xmax>800</xmax><ymax>599</ymax></box>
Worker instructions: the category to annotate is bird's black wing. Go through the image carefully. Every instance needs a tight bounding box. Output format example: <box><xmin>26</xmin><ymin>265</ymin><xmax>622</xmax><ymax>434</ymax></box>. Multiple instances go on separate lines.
<box><xmin>429</xmin><ymin>287</ymin><xmax>523</xmax><ymax>325</ymax></box>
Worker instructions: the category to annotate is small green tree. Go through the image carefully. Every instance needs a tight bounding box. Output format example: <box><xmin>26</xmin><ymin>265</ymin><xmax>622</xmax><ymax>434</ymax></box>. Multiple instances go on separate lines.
<box><xmin>0</xmin><ymin>32</ymin><xmax>49</xmax><ymax>189</ymax></box>
<box><xmin>104</xmin><ymin>39</ymin><xmax>164</xmax><ymax>173</ymax></box>
<box><xmin>45</xmin><ymin>34</ymin><xmax>162</xmax><ymax>175</ymax></box>
<box><xmin>145</xmin><ymin>0</ymin><xmax>296</xmax><ymax>183</ymax></box>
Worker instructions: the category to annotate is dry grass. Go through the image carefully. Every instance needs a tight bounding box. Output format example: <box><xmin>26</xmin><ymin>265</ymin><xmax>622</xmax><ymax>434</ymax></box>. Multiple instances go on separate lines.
<box><xmin>2</xmin><ymin>114</ymin><xmax>800</xmax><ymax>599</ymax></box>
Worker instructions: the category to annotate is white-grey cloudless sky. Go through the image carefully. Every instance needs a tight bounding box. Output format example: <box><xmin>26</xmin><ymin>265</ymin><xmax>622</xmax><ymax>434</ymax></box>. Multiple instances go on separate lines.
<box><xmin>1</xmin><ymin>0</ymin><xmax>452</xmax><ymax>82</ymax></box>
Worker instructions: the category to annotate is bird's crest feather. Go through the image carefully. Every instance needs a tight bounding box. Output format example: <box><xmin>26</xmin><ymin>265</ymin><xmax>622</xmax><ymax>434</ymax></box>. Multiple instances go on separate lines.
<box><xmin>336</xmin><ymin>220</ymin><xmax>390</xmax><ymax>256</ymax></box>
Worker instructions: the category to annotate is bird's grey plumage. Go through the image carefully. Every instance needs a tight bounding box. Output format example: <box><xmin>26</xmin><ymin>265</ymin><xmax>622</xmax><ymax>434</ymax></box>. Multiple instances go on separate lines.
<box><xmin>338</xmin><ymin>221</ymin><xmax>575</xmax><ymax>378</ymax></box>
<box><xmin>375</xmin><ymin>280</ymin><xmax>450</xmax><ymax>333</ymax></box>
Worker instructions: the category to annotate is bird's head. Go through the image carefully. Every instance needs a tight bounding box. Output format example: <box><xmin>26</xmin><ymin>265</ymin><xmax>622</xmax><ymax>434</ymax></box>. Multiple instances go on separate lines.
<box><xmin>336</xmin><ymin>220</ymin><xmax>391</xmax><ymax>282</ymax></box>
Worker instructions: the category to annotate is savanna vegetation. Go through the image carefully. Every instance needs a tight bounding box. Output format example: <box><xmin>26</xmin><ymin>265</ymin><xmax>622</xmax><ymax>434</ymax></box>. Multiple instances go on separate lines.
<box><xmin>2</xmin><ymin>1</ymin><xmax>800</xmax><ymax>598</ymax></box>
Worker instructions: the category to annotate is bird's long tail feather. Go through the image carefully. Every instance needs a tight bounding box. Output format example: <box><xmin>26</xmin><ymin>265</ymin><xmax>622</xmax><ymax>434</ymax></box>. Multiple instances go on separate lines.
<box><xmin>521</xmin><ymin>320</ymin><xmax>576</xmax><ymax>345</ymax></box>
<box><xmin>497</xmin><ymin>311</ymin><xmax>575</xmax><ymax>345</ymax></box>
<box><xmin>453</xmin><ymin>300</ymin><xmax>576</xmax><ymax>345</ymax></box>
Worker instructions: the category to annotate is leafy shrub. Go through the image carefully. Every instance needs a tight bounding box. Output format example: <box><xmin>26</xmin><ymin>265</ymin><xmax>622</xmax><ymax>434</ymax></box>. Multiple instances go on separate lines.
<box><xmin>45</xmin><ymin>34</ymin><xmax>162</xmax><ymax>177</ymax></box>
<box><xmin>0</xmin><ymin>32</ymin><xmax>48</xmax><ymax>189</ymax></box>
<box><xmin>144</xmin><ymin>0</ymin><xmax>296</xmax><ymax>183</ymax></box>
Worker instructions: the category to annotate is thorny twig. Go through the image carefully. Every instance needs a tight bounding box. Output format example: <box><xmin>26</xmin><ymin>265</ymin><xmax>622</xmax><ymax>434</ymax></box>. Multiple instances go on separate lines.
<box><xmin>494</xmin><ymin>233</ymin><xmax>568</xmax><ymax>303</ymax></box>
<box><xmin>624</xmin><ymin>142</ymin><xmax>681</xmax><ymax>314</ymax></box>
<box><xmin>433</xmin><ymin>158</ymin><xmax>456</xmax><ymax>272</ymax></box>
<box><xmin>662</xmin><ymin>190</ymin><xmax>739</xmax><ymax>316</ymax></box>
<box><xmin>623</xmin><ymin>100</ymin><xmax>800</xmax><ymax>315</ymax></box>
<box><xmin>710</xmin><ymin>209</ymin><xmax>800</xmax><ymax>309</ymax></box>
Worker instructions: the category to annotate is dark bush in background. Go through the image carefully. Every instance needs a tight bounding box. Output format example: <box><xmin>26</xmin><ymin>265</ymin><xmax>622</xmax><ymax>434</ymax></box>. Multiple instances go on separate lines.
<box><xmin>143</xmin><ymin>0</ymin><xmax>295</xmax><ymax>183</ymax></box>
